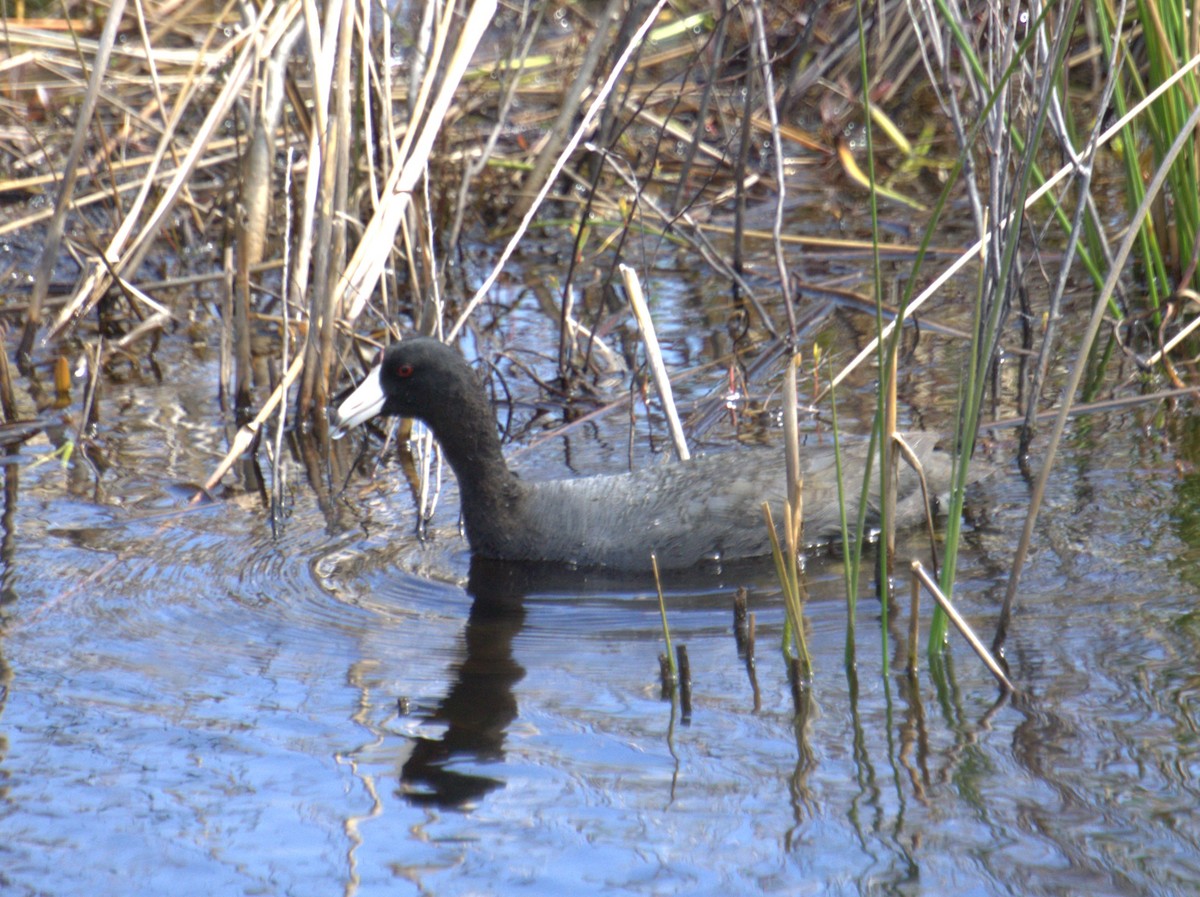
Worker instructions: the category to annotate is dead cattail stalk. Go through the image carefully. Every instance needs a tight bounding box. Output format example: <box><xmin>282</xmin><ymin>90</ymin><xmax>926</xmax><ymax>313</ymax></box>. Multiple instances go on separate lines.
<box><xmin>237</xmin><ymin>17</ymin><xmax>304</xmax><ymax>415</ymax></box>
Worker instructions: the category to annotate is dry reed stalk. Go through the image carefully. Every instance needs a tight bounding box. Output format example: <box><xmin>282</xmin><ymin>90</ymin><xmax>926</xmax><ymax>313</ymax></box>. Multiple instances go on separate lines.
<box><xmin>696</xmin><ymin>224</ymin><xmax>963</xmax><ymax>257</ymax></box>
<box><xmin>270</xmin><ymin>147</ymin><xmax>298</xmax><ymax>529</ymax></box>
<box><xmin>338</xmin><ymin>0</ymin><xmax>494</xmax><ymax>325</ymax></box>
<box><xmin>23</xmin><ymin>0</ymin><xmax>127</xmax><ymax>362</ymax></box>
<box><xmin>446</xmin><ymin>0</ymin><xmax>669</xmax><ymax>341</ymax></box>
<box><xmin>504</xmin><ymin>0</ymin><xmax>622</xmax><ymax>225</ymax></box>
<box><xmin>236</xmin><ymin>16</ymin><xmax>304</xmax><ymax>413</ymax></box>
<box><xmin>45</xmin><ymin>4</ymin><xmax>287</xmax><ymax>343</ymax></box>
<box><xmin>299</xmin><ymin>0</ymin><xmax>353</xmax><ymax>416</ymax></box>
<box><xmin>277</xmin><ymin>0</ymin><xmax>334</xmax><ymax>399</ymax></box>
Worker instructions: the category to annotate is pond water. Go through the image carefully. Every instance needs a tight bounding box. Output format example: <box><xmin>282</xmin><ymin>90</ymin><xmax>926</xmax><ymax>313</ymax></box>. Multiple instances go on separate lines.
<box><xmin>2</xmin><ymin>239</ymin><xmax>1200</xmax><ymax>896</ymax></box>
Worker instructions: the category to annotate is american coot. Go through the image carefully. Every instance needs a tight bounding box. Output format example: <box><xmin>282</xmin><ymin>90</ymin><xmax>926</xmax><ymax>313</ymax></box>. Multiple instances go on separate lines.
<box><xmin>334</xmin><ymin>337</ymin><xmax>958</xmax><ymax>570</ymax></box>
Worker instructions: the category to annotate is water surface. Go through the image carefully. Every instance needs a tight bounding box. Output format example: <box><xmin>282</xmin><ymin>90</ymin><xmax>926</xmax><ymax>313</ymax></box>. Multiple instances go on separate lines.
<box><xmin>1</xmin><ymin>310</ymin><xmax>1198</xmax><ymax>897</ymax></box>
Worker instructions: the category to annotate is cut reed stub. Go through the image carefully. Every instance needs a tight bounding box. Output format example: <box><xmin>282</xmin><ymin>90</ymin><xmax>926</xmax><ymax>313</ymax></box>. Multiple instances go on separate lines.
<box><xmin>787</xmin><ymin>656</ymin><xmax>811</xmax><ymax>709</ymax></box>
<box><xmin>658</xmin><ymin>653</ymin><xmax>673</xmax><ymax>700</ymax></box>
<box><xmin>676</xmin><ymin>644</ymin><xmax>692</xmax><ymax>724</ymax></box>
<box><xmin>733</xmin><ymin>587</ymin><xmax>749</xmax><ymax>657</ymax></box>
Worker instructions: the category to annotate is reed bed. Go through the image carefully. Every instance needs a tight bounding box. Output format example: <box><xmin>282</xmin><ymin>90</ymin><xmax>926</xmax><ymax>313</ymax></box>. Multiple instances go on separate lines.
<box><xmin>1</xmin><ymin>0</ymin><xmax>1197</xmax><ymax>695</ymax></box>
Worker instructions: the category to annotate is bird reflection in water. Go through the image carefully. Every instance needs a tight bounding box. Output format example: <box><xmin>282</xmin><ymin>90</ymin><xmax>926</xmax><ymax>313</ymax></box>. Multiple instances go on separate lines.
<box><xmin>396</xmin><ymin>556</ymin><xmax>530</xmax><ymax>807</ymax></box>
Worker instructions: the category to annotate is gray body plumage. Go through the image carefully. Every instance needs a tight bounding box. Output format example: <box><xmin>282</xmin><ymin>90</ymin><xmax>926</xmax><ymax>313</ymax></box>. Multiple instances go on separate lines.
<box><xmin>486</xmin><ymin>436</ymin><xmax>949</xmax><ymax>568</ymax></box>
<box><xmin>335</xmin><ymin>338</ymin><xmax>957</xmax><ymax>571</ymax></box>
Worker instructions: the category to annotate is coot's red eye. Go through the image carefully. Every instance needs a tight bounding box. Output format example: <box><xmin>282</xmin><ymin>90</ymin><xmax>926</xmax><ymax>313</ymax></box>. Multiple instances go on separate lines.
<box><xmin>395</xmin><ymin>363</ymin><xmax>415</xmax><ymax>378</ymax></box>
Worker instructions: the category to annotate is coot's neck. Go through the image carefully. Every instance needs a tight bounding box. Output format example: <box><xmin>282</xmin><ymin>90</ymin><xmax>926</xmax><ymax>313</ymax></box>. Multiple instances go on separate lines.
<box><xmin>421</xmin><ymin>369</ymin><xmax>522</xmax><ymax>552</ymax></box>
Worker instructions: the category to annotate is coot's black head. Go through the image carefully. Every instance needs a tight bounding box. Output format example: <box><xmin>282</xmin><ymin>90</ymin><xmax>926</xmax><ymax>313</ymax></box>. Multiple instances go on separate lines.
<box><xmin>334</xmin><ymin>337</ymin><xmax>476</xmax><ymax>434</ymax></box>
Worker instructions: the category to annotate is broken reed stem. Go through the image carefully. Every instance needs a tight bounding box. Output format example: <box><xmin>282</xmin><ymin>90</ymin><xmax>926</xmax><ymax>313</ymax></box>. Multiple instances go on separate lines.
<box><xmin>446</xmin><ymin>0</ymin><xmax>669</xmax><ymax>340</ymax></box>
<box><xmin>651</xmin><ymin>553</ymin><xmax>678</xmax><ymax>685</ymax></box>
<box><xmin>910</xmin><ymin>560</ymin><xmax>1016</xmax><ymax>693</ymax></box>
<box><xmin>733</xmin><ymin>587</ymin><xmax>749</xmax><ymax>656</ymax></box>
<box><xmin>907</xmin><ymin>566</ymin><xmax>921</xmax><ymax>677</ymax></box>
<box><xmin>622</xmin><ymin>264</ymin><xmax>689</xmax><ymax>461</ymax></box>
<box><xmin>676</xmin><ymin>644</ymin><xmax>692</xmax><ymax>722</ymax></box>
